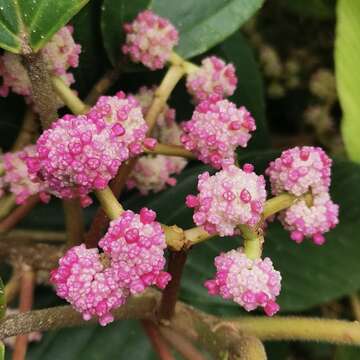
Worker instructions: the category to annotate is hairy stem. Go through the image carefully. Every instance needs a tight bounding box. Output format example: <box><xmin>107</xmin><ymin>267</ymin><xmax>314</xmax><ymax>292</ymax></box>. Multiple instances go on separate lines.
<box><xmin>350</xmin><ymin>293</ymin><xmax>360</xmax><ymax>321</ymax></box>
<box><xmin>62</xmin><ymin>199</ymin><xmax>84</xmax><ymax>247</ymax></box>
<box><xmin>12</xmin><ymin>267</ymin><xmax>35</xmax><ymax>360</ymax></box>
<box><xmin>144</xmin><ymin>143</ymin><xmax>196</xmax><ymax>159</ymax></box>
<box><xmin>23</xmin><ymin>53</ymin><xmax>58</xmax><ymax>129</ymax></box>
<box><xmin>1</xmin><ymin>229</ymin><xmax>66</xmax><ymax>243</ymax></box>
<box><xmin>0</xmin><ymin>195</ymin><xmax>39</xmax><ymax>233</ymax></box>
<box><xmin>51</xmin><ymin>76</ymin><xmax>89</xmax><ymax>115</ymax></box>
<box><xmin>141</xmin><ymin>320</ymin><xmax>176</xmax><ymax>360</ymax></box>
<box><xmin>159</xmin><ymin>251</ymin><xmax>188</xmax><ymax>320</ymax></box>
<box><xmin>158</xmin><ymin>327</ymin><xmax>206</xmax><ymax>360</ymax></box>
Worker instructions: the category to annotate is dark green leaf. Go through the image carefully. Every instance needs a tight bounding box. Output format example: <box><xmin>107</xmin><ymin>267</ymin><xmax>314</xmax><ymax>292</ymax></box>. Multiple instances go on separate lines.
<box><xmin>101</xmin><ymin>0</ymin><xmax>264</xmax><ymax>65</ymax></box>
<box><xmin>26</xmin><ymin>320</ymin><xmax>157</xmax><ymax>360</ymax></box>
<box><xmin>335</xmin><ymin>346</ymin><xmax>360</xmax><ymax>360</ymax></box>
<box><xmin>279</xmin><ymin>0</ymin><xmax>335</xmax><ymax>20</ymax></box>
<box><xmin>216</xmin><ymin>32</ymin><xmax>269</xmax><ymax>149</ymax></box>
<box><xmin>0</xmin><ymin>0</ymin><xmax>89</xmax><ymax>53</ymax></box>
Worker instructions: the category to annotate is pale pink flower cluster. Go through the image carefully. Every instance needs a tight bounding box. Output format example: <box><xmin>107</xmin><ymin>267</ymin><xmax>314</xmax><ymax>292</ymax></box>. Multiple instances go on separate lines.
<box><xmin>181</xmin><ymin>97</ymin><xmax>256</xmax><ymax>169</ymax></box>
<box><xmin>186</xmin><ymin>165</ymin><xmax>266</xmax><ymax>236</ymax></box>
<box><xmin>51</xmin><ymin>208</ymin><xmax>170</xmax><ymax>325</ymax></box>
<box><xmin>265</xmin><ymin>146</ymin><xmax>331</xmax><ymax>196</ymax></box>
<box><xmin>205</xmin><ymin>248</ymin><xmax>281</xmax><ymax>316</ymax></box>
<box><xmin>122</xmin><ymin>10</ymin><xmax>179</xmax><ymax>70</ymax></box>
<box><xmin>186</xmin><ymin>56</ymin><xmax>237</xmax><ymax>103</ymax></box>
<box><xmin>26</xmin><ymin>93</ymin><xmax>147</xmax><ymax>206</ymax></box>
<box><xmin>127</xmin><ymin>86</ymin><xmax>187</xmax><ymax>194</ymax></box>
<box><xmin>1</xmin><ymin>145</ymin><xmax>50</xmax><ymax>204</ymax></box>
<box><xmin>0</xmin><ymin>26</ymin><xmax>80</xmax><ymax>104</ymax></box>
<box><xmin>99</xmin><ymin>208</ymin><xmax>171</xmax><ymax>294</ymax></box>
<box><xmin>51</xmin><ymin>244</ymin><xmax>128</xmax><ymax>326</ymax></box>
<box><xmin>280</xmin><ymin>192</ymin><xmax>339</xmax><ymax>245</ymax></box>
<box><xmin>266</xmin><ymin>146</ymin><xmax>339</xmax><ymax>244</ymax></box>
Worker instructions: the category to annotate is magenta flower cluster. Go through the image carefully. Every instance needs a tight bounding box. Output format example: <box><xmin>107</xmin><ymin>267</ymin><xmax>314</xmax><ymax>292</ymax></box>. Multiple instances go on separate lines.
<box><xmin>181</xmin><ymin>96</ymin><xmax>256</xmax><ymax>169</ymax></box>
<box><xmin>51</xmin><ymin>208</ymin><xmax>170</xmax><ymax>325</ymax></box>
<box><xmin>205</xmin><ymin>248</ymin><xmax>281</xmax><ymax>316</ymax></box>
<box><xmin>266</xmin><ymin>146</ymin><xmax>339</xmax><ymax>244</ymax></box>
<box><xmin>25</xmin><ymin>92</ymin><xmax>147</xmax><ymax>206</ymax></box>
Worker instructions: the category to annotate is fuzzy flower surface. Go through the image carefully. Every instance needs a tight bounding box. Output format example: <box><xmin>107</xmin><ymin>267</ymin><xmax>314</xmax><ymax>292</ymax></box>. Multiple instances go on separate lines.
<box><xmin>265</xmin><ymin>146</ymin><xmax>331</xmax><ymax>196</ymax></box>
<box><xmin>99</xmin><ymin>208</ymin><xmax>171</xmax><ymax>295</ymax></box>
<box><xmin>2</xmin><ymin>145</ymin><xmax>50</xmax><ymax>204</ymax></box>
<box><xmin>0</xmin><ymin>26</ymin><xmax>80</xmax><ymax>104</ymax></box>
<box><xmin>186</xmin><ymin>165</ymin><xmax>267</xmax><ymax>236</ymax></box>
<box><xmin>181</xmin><ymin>97</ymin><xmax>256</xmax><ymax>169</ymax></box>
<box><xmin>50</xmin><ymin>244</ymin><xmax>129</xmax><ymax>326</ymax></box>
<box><xmin>186</xmin><ymin>56</ymin><xmax>237</xmax><ymax>103</ymax></box>
<box><xmin>26</xmin><ymin>113</ymin><xmax>131</xmax><ymax>206</ymax></box>
<box><xmin>122</xmin><ymin>10</ymin><xmax>179</xmax><ymax>70</ymax></box>
<box><xmin>205</xmin><ymin>248</ymin><xmax>281</xmax><ymax>316</ymax></box>
<box><xmin>127</xmin><ymin>86</ymin><xmax>187</xmax><ymax>194</ymax></box>
<box><xmin>280</xmin><ymin>192</ymin><xmax>339</xmax><ymax>245</ymax></box>
<box><xmin>87</xmin><ymin>92</ymin><xmax>148</xmax><ymax>157</ymax></box>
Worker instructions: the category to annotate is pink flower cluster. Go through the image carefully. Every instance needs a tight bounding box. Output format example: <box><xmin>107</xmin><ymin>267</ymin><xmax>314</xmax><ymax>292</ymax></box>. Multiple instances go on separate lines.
<box><xmin>266</xmin><ymin>146</ymin><xmax>339</xmax><ymax>244</ymax></box>
<box><xmin>186</xmin><ymin>56</ymin><xmax>237</xmax><ymax>103</ymax></box>
<box><xmin>0</xmin><ymin>26</ymin><xmax>80</xmax><ymax>105</ymax></box>
<box><xmin>51</xmin><ymin>244</ymin><xmax>128</xmax><ymax>326</ymax></box>
<box><xmin>122</xmin><ymin>10</ymin><xmax>179</xmax><ymax>70</ymax></box>
<box><xmin>51</xmin><ymin>208</ymin><xmax>170</xmax><ymax>325</ymax></box>
<box><xmin>26</xmin><ymin>93</ymin><xmax>147</xmax><ymax>206</ymax></box>
<box><xmin>181</xmin><ymin>97</ymin><xmax>256</xmax><ymax>169</ymax></box>
<box><xmin>186</xmin><ymin>164</ymin><xmax>266</xmax><ymax>236</ymax></box>
<box><xmin>1</xmin><ymin>145</ymin><xmax>49</xmax><ymax>204</ymax></box>
<box><xmin>127</xmin><ymin>86</ymin><xmax>187</xmax><ymax>194</ymax></box>
<box><xmin>205</xmin><ymin>248</ymin><xmax>281</xmax><ymax>316</ymax></box>
<box><xmin>99</xmin><ymin>208</ymin><xmax>171</xmax><ymax>294</ymax></box>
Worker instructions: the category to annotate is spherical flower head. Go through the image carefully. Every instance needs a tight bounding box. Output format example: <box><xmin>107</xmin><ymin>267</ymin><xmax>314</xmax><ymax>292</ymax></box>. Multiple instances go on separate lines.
<box><xmin>186</xmin><ymin>56</ymin><xmax>237</xmax><ymax>103</ymax></box>
<box><xmin>99</xmin><ymin>208</ymin><xmax>171</xmax><ymax>294</ymax></box>
<box><xmin>26</xmin><ymin>114</ymin><xmax>129</xmax><ymax>206</ymax></box>
<box><xmin>186</xmin><ymin>165</ymin><xmax>267</xmax><ymax>236</ymax></box>
<box><xmin>0</xmin><ymin>26</ymin><xmax>80</xmax><ymax>103</ymax></box>
<box><xmin>122</xmin><ymin>10</ymin><xmax>179</xmax><ymax>70</ymax></box>
<box><xmin>41</xmin><ymin>25</ymin><xmax>81</xmax><ymax>76</ymax></box>
<box><xmin>50</xmin><ymin>244</ymin><xmax>128</xmax><ymax>326</ymax></box>
<box><xmin>127</xmin><ymin>86</ymin><xmax>187</xmax><ymax>194</ymax></box>
<box><xmin>181</xmin><ymin>97</ymin><xmax>256</xmax><ymax>169</ymax></box>
<box><xmin>280</xmin><ymin>192</ymin><xmax>339</xmax><ymax>245</ymax></box>
<box><xmin>2</xmin><ymin>145</ymin><xmax>50</xmax><ymax>204</ymax></box>
<box><xmin>204</xmin><ymin>248</ymin><xmax>281</xmax><ymax>316</ymax></box>
<box><xmin>265</xmin><ymin>146</ymin><xmax>332</xmax><ymax>197</ymax></box>
<box><xmin>87</xmin><ymin>92</ymin><xmax>148</xmax><ymax>156</ymax></box>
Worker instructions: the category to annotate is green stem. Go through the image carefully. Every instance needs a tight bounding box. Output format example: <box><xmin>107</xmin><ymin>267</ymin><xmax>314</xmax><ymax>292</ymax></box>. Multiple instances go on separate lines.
<box><xmin>238</xmin><ymin>225</ymin><xmax>263</xmax><ymax>260</ymax></box>
<box><xmin>144</xmin><ymin>143</ymin><xmax>196</xmax><ymax>159</ymax></box>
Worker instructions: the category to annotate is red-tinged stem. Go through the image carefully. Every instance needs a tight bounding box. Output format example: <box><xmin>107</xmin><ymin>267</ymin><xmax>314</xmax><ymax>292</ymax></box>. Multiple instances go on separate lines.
<box><xmin>141</xmin><ymin>320</ymin><xmax>176</xmax><ymax>360</ymax></box>
<box><xmin>159</xmin><ymin>251</ymin><xmax>188</xmax><ymax>320</ymax></box>
<box><xmin>0</xmin><ymin>195</ymin><xmax>39</xmax><ymax>233</ymax></box>
<box><xmin>12</xmin><ymin>268</ymin><xmax>35</xmax><ymax>360</ymax></box>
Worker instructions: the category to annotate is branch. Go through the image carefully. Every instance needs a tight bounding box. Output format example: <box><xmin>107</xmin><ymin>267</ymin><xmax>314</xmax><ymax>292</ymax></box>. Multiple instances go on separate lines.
<box><xmin>144</xmin><ymin>143</ymin><xmax>196</xmax><ymax>159</ymax></box>
<box><xmin>12</xmin><ymin>267</ymin><xmax>35</xmax><ymax>360</ymax></box>
<box><xmin>4</xmin><ymin>272</ymin><xmax>20</xmax><ymax>304</ymax></box>
<box><xmin>350</xmin><ymin>293</ymin><xmax>360</xmax><ymax>321</ymax></box>
<box><xmin>62</xmin><ymin>199</ymin><xmax>84</xmax><ymax>247</ymax></box>
<box><xmin>0</xmin><ymin>229</ymin><xmax>66</xmax><ymax>243</ymax></box>
<box><xmin>0</xmin><ymin>195</ymin><xmax>39</xmax><ymax>233</ymax></box>
<box><xmin>12</xmin><ymin>109</ymin><xmax>38</xmax><ymax>151</ymax></box>
<box><xmin>141</xmin><ymin>320</ymin><xmax>175</xmax><ymax>360</ymax></box>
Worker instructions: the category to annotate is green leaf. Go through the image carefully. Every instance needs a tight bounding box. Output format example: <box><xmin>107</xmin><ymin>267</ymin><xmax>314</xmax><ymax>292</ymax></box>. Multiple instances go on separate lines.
<box><xmin>101</xmin><ymin>0</ymin><xmax>264</xmax><ymax>65</ymax></box>
<box><xmin>335</xmin><ymin>0</ymin><xmax>360</xmax><ymax>163</ymax></box>
<box><xmin>0</xmin><ymin>0</ymin><xmax>89</xmax><ymax>53</ymax></box>
<box><xmin>136</xmin><ymin>151</ymin><xmax>360</xmax><ymax>313</ymax></box>
<box><xmin>335</xmin><ymin>346</ymin><xmax>360</xmax><ymax>360</ymax></box>
<box><xmin>216</xmin><ymin>32</ymin><xmax>269</xmax><ymax>149</ymax></box>
<box><xmin>27</xmin><ymin>320</ymin><xmax>158</xmax><ymax>360</ymax></box>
